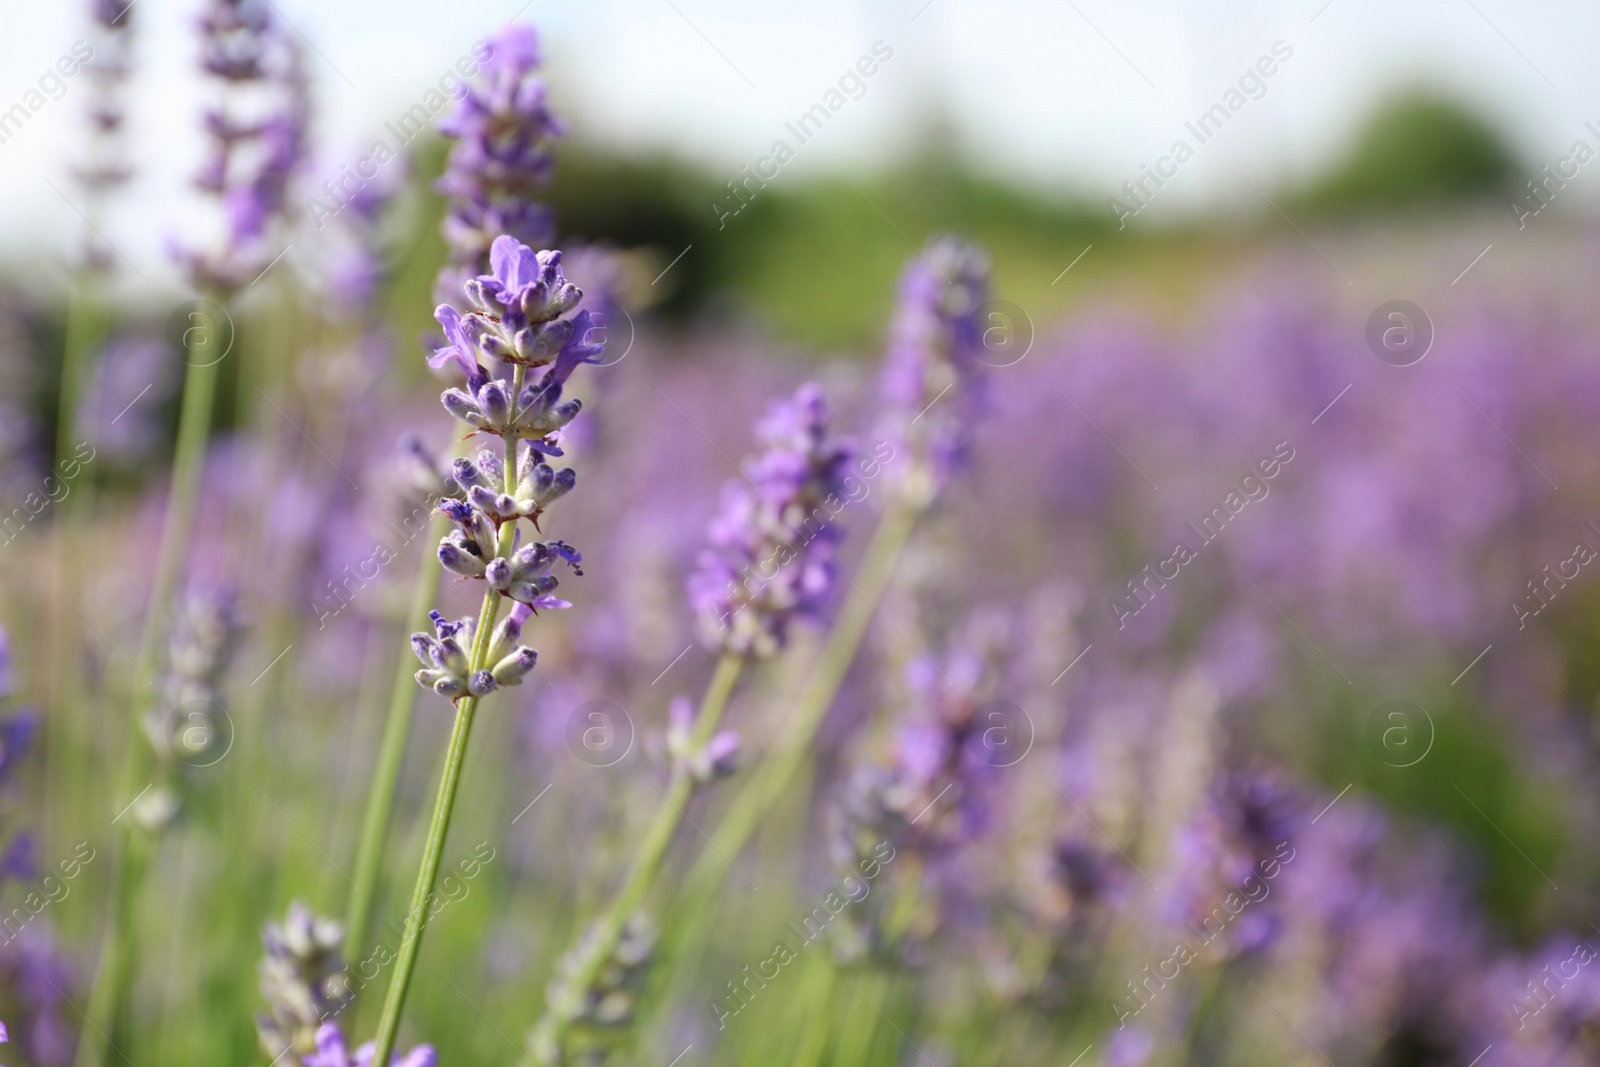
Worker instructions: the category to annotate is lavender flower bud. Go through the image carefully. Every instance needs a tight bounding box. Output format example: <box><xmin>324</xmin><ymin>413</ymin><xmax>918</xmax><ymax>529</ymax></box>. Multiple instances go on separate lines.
<box><xmin>410</xmin><ymin>612</ymin><xmax>481</xmax><ymax>701</ymax></box>
<box><xmin>437</xmin><ymin>497</ymin><xmax>473</xmax><ymax>524</ymax></box>
<box><xmin>440</xmin><ymin>387</ymin><xmax>482</xmax><ymax>426</ymax></box>
<box><xmin>491</xmin><ymin>646</ymin><xmax>538</xmax><ymax>686</ymax></box>
<box><xmin>439</xmin><ymin>533</ymin><xmax>486</xmax><ymax>578</ymax></box>
<box><xmin>489</xmin><ymin>602</ymin><xmax>534</xmax><ymax>660</ymax></box>
<box><xmin>534</xmin><ymin>912</ymin><xmax>656</xmax><ymax>1060</ymax></box>
<box><xmin>478</xmin><ymin>380</ymin><xmax>512</xmax><ymax>427</ymax></box>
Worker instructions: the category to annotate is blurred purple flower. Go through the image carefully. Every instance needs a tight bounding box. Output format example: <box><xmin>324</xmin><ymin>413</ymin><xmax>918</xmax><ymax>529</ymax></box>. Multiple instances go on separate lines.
<box><xmin>172</xmin><ymin>0</ymin><xmax>309</xmax><ymax>293</ymax></box>
<box><xmin>434</xmin><ymin>22</ymin><xmax>563</xmax><ymax>301</ymax></box>
<box><xmin>687</xmin><ymin>382</ymin><xmax>856</xmax><ymax>657</ymax></box>
<box><xmin>875</xmin><ymin>236</ymin><xmax>991</xmax><ymax>503</ymax></box>
<box><xmin>303</xmin><ymin>1022</ymin><xmax>435</xmax><ymax>1067</ymax></box>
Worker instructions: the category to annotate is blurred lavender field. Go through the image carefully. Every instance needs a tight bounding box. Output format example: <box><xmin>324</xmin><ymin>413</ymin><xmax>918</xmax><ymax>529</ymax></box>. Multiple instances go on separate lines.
<box><xmin>3</xmin><ymin>2</ymin><xmax>1600</xmax><ymax>1066</ymax></box>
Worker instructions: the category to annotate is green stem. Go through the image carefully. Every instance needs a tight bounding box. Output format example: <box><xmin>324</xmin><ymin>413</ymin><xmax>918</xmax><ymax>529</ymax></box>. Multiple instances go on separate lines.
<box><xmin>531</xmin><ymin>653</ymin><xmax>744</xmax><ymax>1065</ymax></box>
<box><xmin>366</xmin><ymin>368</ymin><xmax>527</xmax><ymax>1066</ymax></box>
<box><xmin>45</xmin><ymin>284</ymin><xmax>107</xmax><ymax>888</ymax></box>
<box><xmin>660</xmin><ymin>501</ymin><xmax>919</xmax><ymax>972</ymax></box>
<box><xmin>74</xmin><ymin>337</ymin><xmax>223</xmax><ymax>1067</ymax></box>
<box><xmin>344</xmin><ymin>515</ymin><xmax>446</xmax><ymax>963</ymax></box>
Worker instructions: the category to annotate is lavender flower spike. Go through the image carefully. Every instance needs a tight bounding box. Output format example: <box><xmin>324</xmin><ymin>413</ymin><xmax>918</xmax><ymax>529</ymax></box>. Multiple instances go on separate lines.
<box><xmin>688</xmin><ymin>382</ymin><xmax>857</xmax><ymax>657</ymax></box>
<box><xmin>875</xmin><ymin>236</ymin><xmax>991</xmax><ymax>505</ymax></box>
<box><xmin>257</xmin><ymin>902</ymin><xmax>352</xmax><ymax>1063</ymax></box>
<box><xmin>172</xmin><ymin>0</ymin><xmax>309</xmax><ymax>293</ymax></box>
<box><xmin>375</xmin><ymin>235</ymin><xmax>601</xmax><ymax>1067</ymax></box>
<box><xmin>434</xmin><ymin>22</ymin><xmax>563</xmax><ymax>300</ymax></box>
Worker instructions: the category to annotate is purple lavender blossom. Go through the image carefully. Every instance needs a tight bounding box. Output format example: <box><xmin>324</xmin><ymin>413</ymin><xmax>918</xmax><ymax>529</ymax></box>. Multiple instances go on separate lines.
<box><xmin>828</xmin><ymin>611</ymin><xmax>1013</xmax><ymax>963</ymax></box>
<box><xmin>258</xmin><ymin>903</ymin><xmax>352</xmax><ymax>1063</ymax></box>
<box><xmin>687</xmin><ymin>382</ymin><xmax>856</xmax><ymax>657</ymax></box>
<box><xmin>412</xmin><ymin>236</ymin><xmax>603</xmax><ymax>700</ymax></box>
<box><xmin>1161</xmin><ymin>774</ymin><xmax>1297</xmax><ymax>960</ymax></box>
<box><xmin>0</xmin><ymin>926</ymin><xmax>77</xmax><ymax>1066</ymax></box>
<box><xmin>77</xmin><ymin>337</ymin><xmax>174</xmax><ymax>463</ymax></box>
<box><xmin>76</xmin><ymin>0</ymin><xmax>137</xmax><ymax>269</ymax></box>
<box><xmin>434</xmin><ymin>23</ymin><xmax>564</xmax><ymax>302</ymax></box>
<box><xmin>303</xmin><ymin>1022</ymin><xmax>435</xmax><ymax>1067</ymax></box>
<box><xmin>172</xmin><ymin>0</ymin><xmax>309</xmax><ymax>293</ymax></box>
<box><xmin>875</xmin><ymin>237</ymin><xmax>991</xmax><ymax>504</ymax></box>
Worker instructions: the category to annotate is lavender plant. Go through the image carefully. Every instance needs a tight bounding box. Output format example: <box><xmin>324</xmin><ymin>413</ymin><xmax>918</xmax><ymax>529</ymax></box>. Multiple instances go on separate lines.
<box><xmin>130</xmin><ymin>586</ymin><xmax>240</xmax><ymax>830</ymax></box>
<box><xmin>527</xmin><ymin>382</ymin><xmax>855</xmax><ymax>1066</ymax></box>
<box><xmin>831</xmin><ymin>610</ymin><xmax>1014</xmax><ymax>965</ymax></box>
<box><xmin>344</xmin><ymin>20</ymin><xmax>563</xmax><ymax>966</ymax></box>
<box><xmin>76</xmin><ymin>4</ymin><xmax>308</xmax><ymax>1064</ymax></box>
<box><xmin>255</xmin><ymin>902</ymin><xmax>352</xmax><ymax>1063</ymax></box>
<box><xmin>54</xmin><ymin>0</ymin><xmax>139</xmax><ymax>474</ymax></box>
<box><xmin>364</xmin><ymin>235</ymin><xmax>604</xmax><ymax>1065</ymax></box>
<box><xmin>650</xmin><ymin>238</ymin><xmax>995</xmax><ymax>1028</ymax></box>
<box><xmin>433</xmin><ymin>23</ymin><xmax>562</xmax><ymax>301</ymax></box>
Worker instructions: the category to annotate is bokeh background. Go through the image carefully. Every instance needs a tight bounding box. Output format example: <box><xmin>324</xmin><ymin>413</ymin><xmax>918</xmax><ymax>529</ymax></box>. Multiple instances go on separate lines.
<box><xmin>2</xmin><ymin>2</ymin><xmax>1600</xmax><ymax>1066</ymax></box>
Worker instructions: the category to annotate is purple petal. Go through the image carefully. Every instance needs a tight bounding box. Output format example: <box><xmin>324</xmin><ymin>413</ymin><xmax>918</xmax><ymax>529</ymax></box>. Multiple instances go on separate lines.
<box><xmin>548</xmin><ymin>309</ymin><xmax>606</xmax><ymax>386</ymax></box>
<box><xmin>429</xmin><ymin>304</ymin><xmax>483</xmax><ymax>380</ymax></box>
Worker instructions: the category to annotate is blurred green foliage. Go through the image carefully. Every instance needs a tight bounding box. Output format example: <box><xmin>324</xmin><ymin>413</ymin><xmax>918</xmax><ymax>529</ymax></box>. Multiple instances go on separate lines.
<box><xmin>401</xmin><ymin>90</ymin><xmax>1519</xmax><ymax>352</ymax></box>
<box><xmin>1296</xmin><ymin>89</ymin><xmax>1523</xmax><ymax>214</ymax></box>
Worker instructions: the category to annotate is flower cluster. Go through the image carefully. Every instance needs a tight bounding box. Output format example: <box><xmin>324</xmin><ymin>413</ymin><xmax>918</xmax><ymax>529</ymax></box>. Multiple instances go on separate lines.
<box><xmin>431</xmin><ymin>243</ymin><xmax>601</xmax><ymax>435</ymax></box>
<box><xmin>136</xmin><ymin>587</ymin><xmax>239</xmax><ymax>830</ymax></box>
<box><xmin>173</xmin><ymin>0</ymin><xmax>309</xmax><ymax>293</ymax></box>
<box><xmin>434</xmin><ymin>23</ymin><xmax>563</xmax><ymax>300</ymax></box>
<box><xmin>76</xmin><ymin>0</ymin><xmax>137</xmax><ymax>269</ymax></box>
<box><xmin>531</xmin><ymin>914</ymin><xmax>656</xmax><ymax>1065</ymax></box>
<box><xmin>875</xmin><ymin>237</ymin><xmax>991</xmax><ymax>504</ymax></box>
<box><xmin>256</xmin><ymin>902</ymin><xmax>353</xmax><ymax>1063</ymax></box>
<box><xmin>1161</xmin><ymin>774</ymin><xmax>1298</xmax><ymax>960</ymax></box>
<box><xmin>411</xmin><ymin>604</ymin><xmax>540</xmax><ymax>699</ymax></box>
<box><xmin>411</xmin><ymin>236</ymin><xmax>604</xmax><ymax>700</ymax></box>
<box><xmin>829</xmin><ymin>612</ymin><xmax>1012</xmax><ymax>961</ymax></box>
<box><xmin>687</xmin><ymin>383</ymin><xmax>856</xmax><ymax>657</ymax></box>
<box><xmin>303</xmin><ymin>1022</ymin><xmax>434</xmax><ymax>1067</ymax></box>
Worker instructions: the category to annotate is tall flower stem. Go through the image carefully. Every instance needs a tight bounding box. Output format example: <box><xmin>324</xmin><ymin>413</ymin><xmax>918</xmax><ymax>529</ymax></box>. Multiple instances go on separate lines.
<box><xmin>367</xmin><ymin>368</ymin><xmax>528</xmax><ymax>1067</ymax></box>
<box><xmin>344</xmin><ymin>516</ymin><xmax>446</xmax><ymax>963</ymax></box>
<box><xmin>74</xmin><ymin>332</ymin><xmax>223</xmax><ymax>1067</ymax></box>
<box><xmin>531</xmin><ymin>652</ymin><xmax>743</xmax><ymax>1064</ymax></box>
<box><xmin>648</xmin><ymin>500</ymin><xmax>919</xmax><ymax>1015</ymax></box>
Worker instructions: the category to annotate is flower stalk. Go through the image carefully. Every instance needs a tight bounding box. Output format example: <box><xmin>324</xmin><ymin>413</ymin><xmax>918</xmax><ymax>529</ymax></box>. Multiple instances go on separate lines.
<box><xmin>368</xmin><ymin>238</ymin><xmax>601</xmax><ymax>1062</ymax></box>
<box><xmin>528</xmin><ymin>653</ymin><xmax>742</xmax><ymax>1065</ymax></box>
<box><xmin>74</xmin><ymin>336</ymin><xmax>221</xmax><ymax>1067</ymax></box>
<box><xmin>343</xmin><ymin>513</ymin><xmax>446</xmax><ymax>963</ymax></box>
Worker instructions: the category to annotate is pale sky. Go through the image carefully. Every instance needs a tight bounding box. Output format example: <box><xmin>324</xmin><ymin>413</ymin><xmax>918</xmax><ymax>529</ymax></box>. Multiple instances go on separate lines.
<box><xmin>0</xmin><ymin>0</ymin><xmax>1590</xmax><ymax>293</ymax></box>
